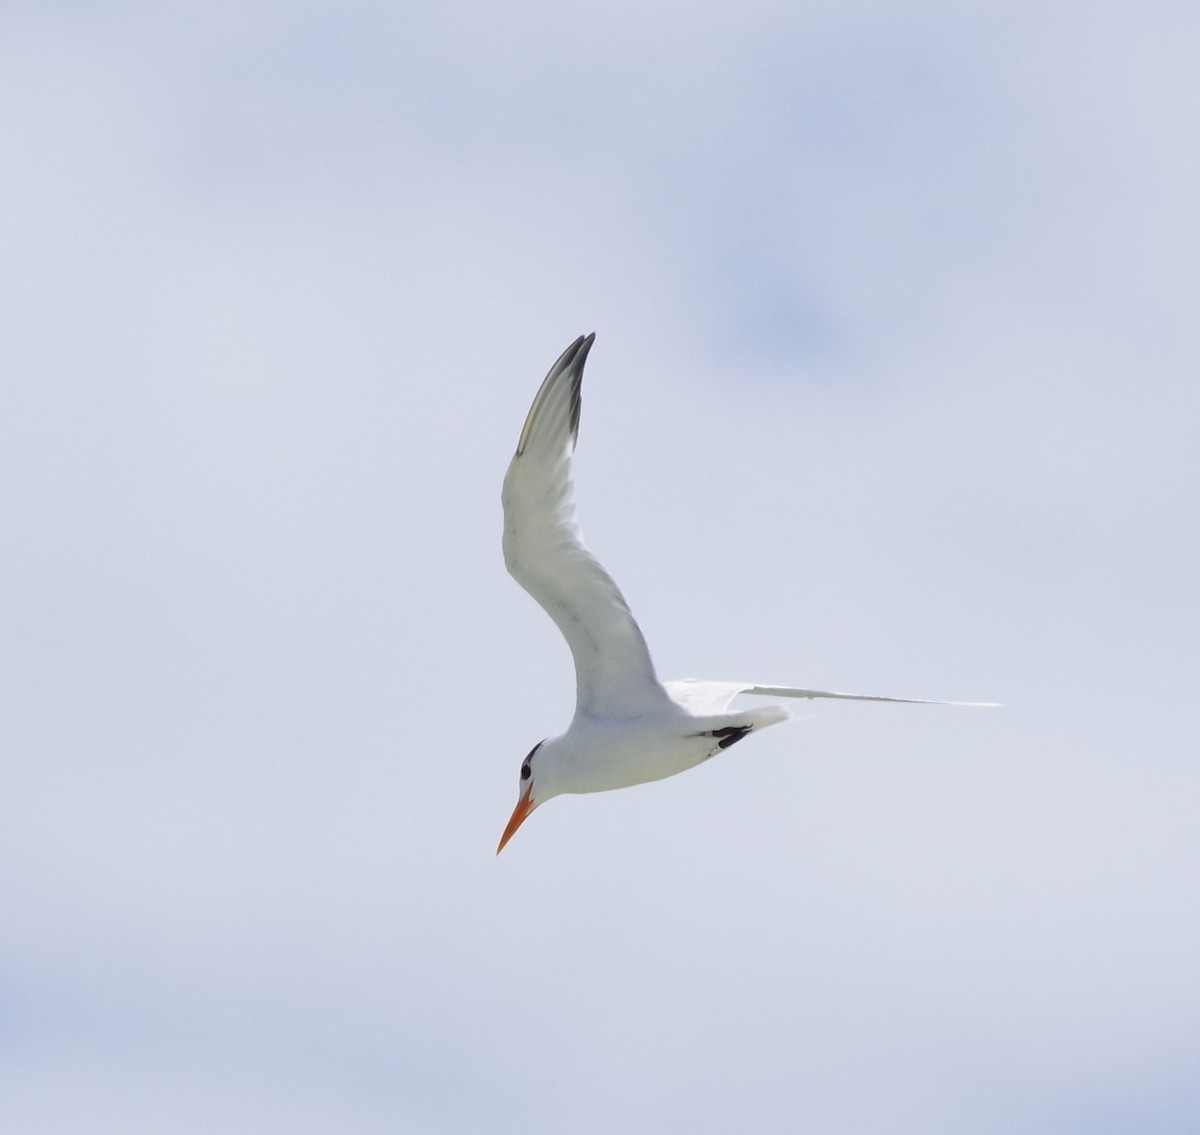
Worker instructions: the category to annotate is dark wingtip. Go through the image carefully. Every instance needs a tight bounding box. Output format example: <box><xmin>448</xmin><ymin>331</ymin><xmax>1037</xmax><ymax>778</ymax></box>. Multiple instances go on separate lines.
<box><xmin>514</xmin><ymin>334</ymin><xmax>596</xmax><ymax>457</ymax></box>
<box><xmin>566</xmin><ymin>333</ymin><xmax>594</xmax><ymax>445</ymax></box>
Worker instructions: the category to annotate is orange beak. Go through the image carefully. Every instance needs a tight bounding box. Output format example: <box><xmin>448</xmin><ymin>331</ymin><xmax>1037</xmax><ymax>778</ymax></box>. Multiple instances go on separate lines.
<box><xmin>496</xmin><ymin>784</ymin><xmax>535</xmax><ymax>854</ymax></box>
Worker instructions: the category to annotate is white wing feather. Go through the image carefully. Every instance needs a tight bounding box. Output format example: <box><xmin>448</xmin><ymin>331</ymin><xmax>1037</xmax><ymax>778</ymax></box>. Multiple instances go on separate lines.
<box><xmin>503</xmin><ymin>335</ymin><xmax>672</xmax><ymax>718</ymax></box>
<box><xmin>666</xmin><ymin>679</ymin><xmax>1000</xmax><ymax>715</ymax></box>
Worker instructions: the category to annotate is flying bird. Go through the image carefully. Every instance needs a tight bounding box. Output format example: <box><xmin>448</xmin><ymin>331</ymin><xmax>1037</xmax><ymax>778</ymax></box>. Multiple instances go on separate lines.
<box><xmin>498</xmin><ymin>334</ymin><xmax>991</xmax><ymax>853</ymax></box>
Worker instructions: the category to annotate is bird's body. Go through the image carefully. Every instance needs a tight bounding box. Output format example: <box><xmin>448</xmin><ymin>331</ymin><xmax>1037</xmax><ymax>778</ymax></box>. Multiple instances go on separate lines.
<box><xmin>521</xmin><ymin>698</ymin><xmax>790</xmax><ymax>800</ymax></box>
<box><xmin>497</xmin><ymin>334</ymin><xmax>992</xmax><ymax>852</ymax></box>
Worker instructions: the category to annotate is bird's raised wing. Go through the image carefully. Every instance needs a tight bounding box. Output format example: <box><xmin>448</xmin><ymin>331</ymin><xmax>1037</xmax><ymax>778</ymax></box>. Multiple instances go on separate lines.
<box><xmin>666</xmin><ymin>678</ymin><xmax>999</xmax><ymax>715</ymax></box>
<box><xmin>503</xmin><ymin>335</ymin><xmax>671</xmax><ymax>718</ymax></box>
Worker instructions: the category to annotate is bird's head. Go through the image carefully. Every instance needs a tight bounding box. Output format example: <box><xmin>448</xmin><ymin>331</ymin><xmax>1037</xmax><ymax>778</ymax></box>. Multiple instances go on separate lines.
<box><xmin>496</xmin><ymin>739</ymin><xmax>555</xmax><ymax>854</ymax></box>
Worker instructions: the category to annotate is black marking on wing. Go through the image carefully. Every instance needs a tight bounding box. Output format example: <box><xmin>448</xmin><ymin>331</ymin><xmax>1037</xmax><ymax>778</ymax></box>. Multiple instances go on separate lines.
<box><xmin>559</xmin><ymin>336</ymin><xmax>585</xmax><ymax>448</ymax></box>
<box><xmin>696</xmin><ymin>725</ymin><xmax>754</xmax><ymax>751</ymax></box>
<box><xmin>568</xmin><ymin>369</ymin><xmax>582</xmax><ymax>445</ymax></box>
<box><xmin>513</xmin><ymin>334</ymin><xmax>590</xmax><ymax>457</ymax></box>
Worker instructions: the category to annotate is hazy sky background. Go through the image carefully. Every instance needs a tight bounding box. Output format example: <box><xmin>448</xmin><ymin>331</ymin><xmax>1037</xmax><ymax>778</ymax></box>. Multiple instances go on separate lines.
<box><xmin>3</xmin><ymin>3</ymin><xmax>1198</xmax><ymax>1132</ymax></box>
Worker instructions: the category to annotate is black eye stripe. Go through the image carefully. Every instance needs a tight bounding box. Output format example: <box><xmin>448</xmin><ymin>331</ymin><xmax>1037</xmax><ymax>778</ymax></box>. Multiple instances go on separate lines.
<box><xmin>519</xmin><ymin>739</ymin><xmax>543</xmax><ymax>782</ymax></box>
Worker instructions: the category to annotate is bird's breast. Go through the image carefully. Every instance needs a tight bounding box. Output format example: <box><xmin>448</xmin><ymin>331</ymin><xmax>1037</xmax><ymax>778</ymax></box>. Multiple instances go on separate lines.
<box><xmin>555</xmin><ymin>715</ymin><xmax>717</xmax><ymax>795</ymax></box>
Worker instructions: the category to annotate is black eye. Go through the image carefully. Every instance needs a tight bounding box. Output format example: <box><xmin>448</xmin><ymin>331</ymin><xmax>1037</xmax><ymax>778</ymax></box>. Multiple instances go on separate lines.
<box><xmin>520</xmin><ymin>764</ymin><xmax>531</xmax><ymax>780</ymax></box>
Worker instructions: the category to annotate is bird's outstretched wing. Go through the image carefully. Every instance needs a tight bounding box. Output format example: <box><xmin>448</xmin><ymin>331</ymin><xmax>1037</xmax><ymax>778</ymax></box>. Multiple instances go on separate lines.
<box><xmin>503</xmin><ymin>335</ymin><xmax>671</xmax><ymax>718</ymax></box>
<box><xmin>666</xmin><ymin>679</ymin><xmax>1000</xmax><ymax>715</ymax></box>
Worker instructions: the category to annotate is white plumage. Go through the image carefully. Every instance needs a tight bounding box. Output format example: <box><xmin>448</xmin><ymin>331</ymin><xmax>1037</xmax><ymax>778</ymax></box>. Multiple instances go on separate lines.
<box><xmin>497</xmin><ymin>334</ymin><xmax>992</xmax><ymax>852</ymax></box>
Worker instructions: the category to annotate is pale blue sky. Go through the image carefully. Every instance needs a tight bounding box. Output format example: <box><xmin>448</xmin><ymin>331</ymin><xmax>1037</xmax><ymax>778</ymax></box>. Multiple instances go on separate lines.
<box><xmin>2</xmin><ymin>3</ymin><xmax>1198</xmax><ymax>1132</ymax></box>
